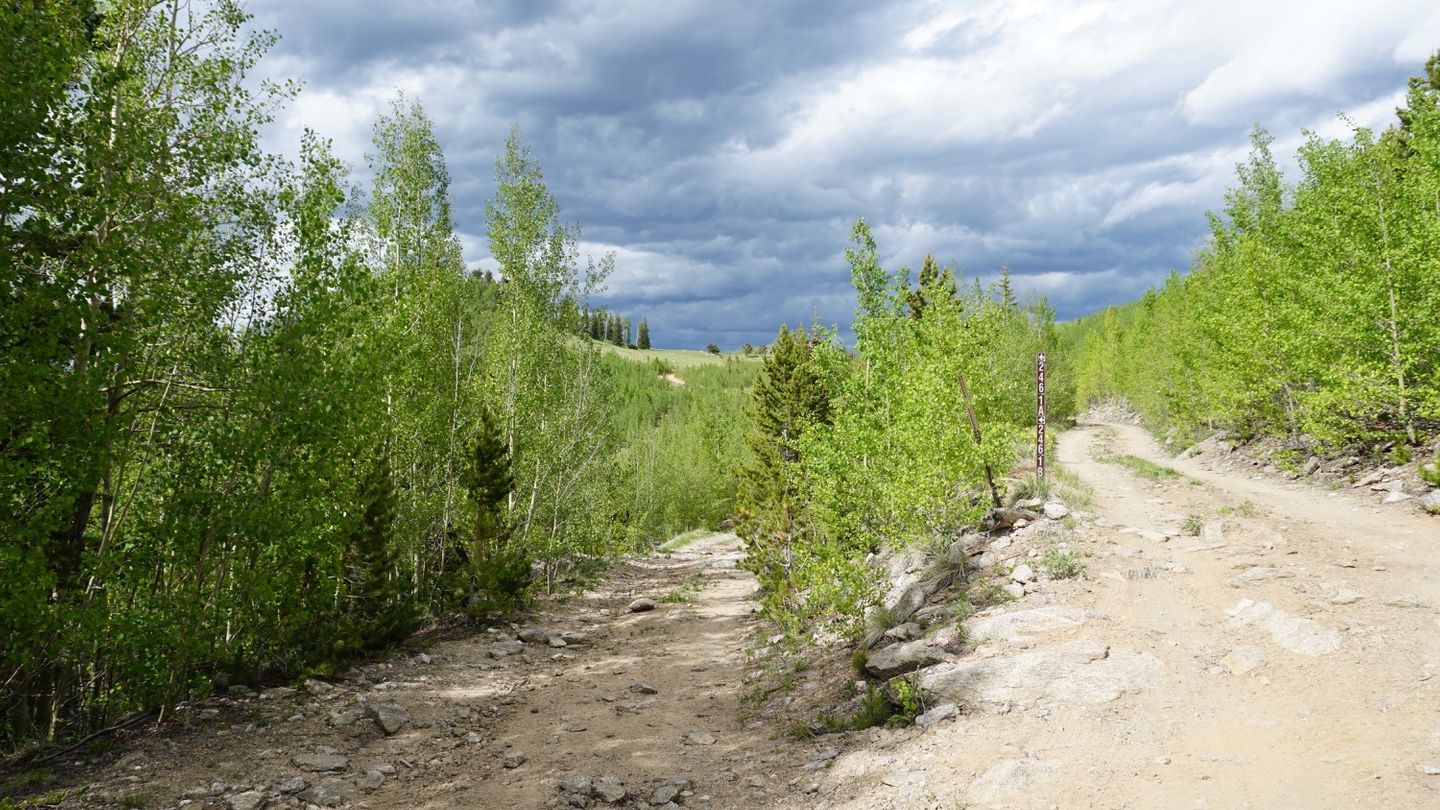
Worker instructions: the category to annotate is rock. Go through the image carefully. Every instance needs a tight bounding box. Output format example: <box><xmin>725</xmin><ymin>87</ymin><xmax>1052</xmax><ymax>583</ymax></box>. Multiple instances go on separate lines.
<box><xmin>361</xmin><ymin>769</ymin><xmax>385</xmax><ymax>791</ymax></box>
<box><xmin>915</xmin><ymin>702</ymin><xmax>959</xmax><ymax>727</ymax></box>
<box><xmin>1219</xmin><ymin>645</ymin><xmax>1266</xmax><ymax>675</ymax></box>
<box><xmin>1042</xmin><ymin>502</ymin><xmax>1069</xmax><ymax>520</ymax></box>
<box><xmin>561</xmin><ymin>631</ymin><xmax>591</xmax><ymax>645</ymax></box>
<box><xmin>518</xmin><ymin>627</ymin><xmax>549</xmax><ymax>644</ymax></box>
<box><xmin>628</xmin><ymin>598</ymin><xmax>657</xmax><ymax>612</ymax></box>
<box><xmin>415</xmin><ymin>652</ymin><xmax>432</xmax><ymax>664</ymax></box>
<box><xmin>649</xmin><ymin>785</ymin><xmax>681</xmax><ymax>805</ymax></box>
<box><xmin>1330</xmin><ymin>589</ymin><xmax>1363</xmax><ymax>605</ymax></box>
<box><xmin>1384</xmin><ymin>594</ymin><xmax>1427</xmax><ymax>609</ymax></box>
<box><xmin>1200</xmin><ymin>520</ymin><xmax>1225</xmax><ymax>543</ymax></box>
<box><xmin>1417</xmin><ymin>763</ymin><xmax>1440</xmax><ymax>776</ymax></box>
<box><xmin>592</xmin><ymin>775</ymin><xmax>627</xmax><ymax>803</ymax></box>
<box><xmin>1227</xmin><ymin>566</ymin><xmax>1294</xmax><ymax>587</ymax></box>
<box><xmin>558</xmin><ymin>775</ymin><xmax>593</xmax><ymax>794</ymax></box>
<box><xmin>503</xmin><ymin>754</ymin><xmax>526</xmax><ymax>769</ymax></box>
<box><xmin>227</xmin><ymin>685</ymin><xmax>253</xmax><ymax>698</ymax></box>
<box><xmin>301</xmin><ymin>785</ymin><xmax>342</xmax><ymax>807</ymax></box>
<box><xmin>917</xmin><ymin>640</ymin><xmax>1163</xmax><ymax>709</ymax></box>
<box><xmin>1302</xmin><ymin>456</ymin><xmax>1321</xmax><ymax>476</ymax></box>
<box><xmin>629</xmin><ymin>683</ymin><xmax>658</xmax><ymax>695</ymax></box>
<box><xmin>548</xmin><ymin>636</ymin><xmax>568</xmax><ymax>648</ymax></box>
<box><xmin>682</xmin><ymin>731</ymin><xmax>716</xmax><ymax>746</ymax></box>
<box><xmin>303</xmin><ymin>678</ymin><xmax>333</xmax><ymax>696</ymax></box>
<box><xmin>366</xmin><ymin>703</ymin><xmax>410</xmax><ymax>735</ymax></box>
<box><xmin>292</xmin><ymin>753</ymin><xmax>349</xmax><ymax>772</ymax></box>
<box><xmin>567</xmin><ymin>794</ymin><xmax>594</xmax><ymax>809</ymax></box>
<box><xmin>227</xmin><ymin>791</ymin><xmax>265</xmax><ymax>810</ymax></box>
<box><xmin>1383</xmin><ymin>490</ymin><xmax>1413</xmax><ymax>504</ymax></box>
<box><xmin>1017</xmin><ymin>498</ymin><xmax>1044</xmax><ymax>509</ymax></box>
<box><xmin>1010</xmin><ymin>564</ymin><xmax>1036</xmax><ymax>584</ymax></box>
<box><xmin>864</xmin><ymin>628</ymin><xmax>960</xmax><ymax>679</ymax></box>
<box><xmin>883</xmin><ymin>622</ymin><xmax>922</xmax><ymax>642</ymax></box>
<box><xmin>261</xmin><ymin>686</ymin><xmax>296</xmax><ymax>700</ymax></box>
<box><xmin>1001</xmin><ymin>583</ymin><xmax>1026</xmax><ymax>600</ymax></box>
<box><xmin>276</xmin><ymin>777</ymin><xmax>306</xmax><ymax>794</ymax></box>
<box><xmin>489</xmin><ymin>640</ymin><xmax>525</xmax><ymax>658</ymax></box>
<box><xmin>968</xmin><ymin>759</ymin><xmax>1058</xmax><ymax>803</ymax></box>
<box><xmin>1420</xmin><ymin>490</ymin><xmax>1440</xmax><ymax>515</ymax></box>
<box><xmin>1226</xmin><ymin>599</ymin><xmax>1341</xmax><ymax>656</ymax></box>
<box><xmin>988</xmin><ymin>507</ymin><xmax>1040</xmax><ymax>531</ymax></box>
<box><xmin>968</xmin><ymin>605</ymin><xmax>1086</xmax><ymax>644</ymax></box>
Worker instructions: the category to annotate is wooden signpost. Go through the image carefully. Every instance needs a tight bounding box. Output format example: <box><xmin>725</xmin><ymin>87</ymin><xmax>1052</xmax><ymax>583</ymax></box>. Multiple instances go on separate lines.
<box><xmin>1036</xmin><ymin>352</ymin><xmax>1047</xmax><ymax>481</ymax></box>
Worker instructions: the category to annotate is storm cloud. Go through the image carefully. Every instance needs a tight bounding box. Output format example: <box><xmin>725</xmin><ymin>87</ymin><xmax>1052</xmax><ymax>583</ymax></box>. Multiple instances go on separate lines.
<box><xmin>250</xmin><ymin>0</ymin><xmax>1440</xmax><ymax>348</ymax></box>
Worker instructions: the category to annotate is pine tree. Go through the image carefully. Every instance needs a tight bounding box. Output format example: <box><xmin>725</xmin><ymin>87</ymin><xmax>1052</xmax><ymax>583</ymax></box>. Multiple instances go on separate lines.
<box><xmin>349</xmin><ymin>447</ymin><xmax>417</xmax><ymax>650</ymax></box>
<box><xmin>637</xmin><ymin>319</ymin><xmax>651</xmax><ymax>350</ymax></box>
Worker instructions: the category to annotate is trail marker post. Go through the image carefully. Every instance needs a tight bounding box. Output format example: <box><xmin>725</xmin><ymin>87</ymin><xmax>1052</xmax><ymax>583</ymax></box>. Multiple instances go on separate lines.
<box><xmin>1036</xmin><ymin>352</ymin><xmax>1047</xmax><ymax>482</ymax></box>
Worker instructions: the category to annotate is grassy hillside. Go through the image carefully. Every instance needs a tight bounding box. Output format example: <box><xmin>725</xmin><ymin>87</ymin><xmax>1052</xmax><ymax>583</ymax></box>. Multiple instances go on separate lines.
<box><xmin>592</xmin><ymin>341</ymin><xmax>764</xmax><ymax>369</ymax></box>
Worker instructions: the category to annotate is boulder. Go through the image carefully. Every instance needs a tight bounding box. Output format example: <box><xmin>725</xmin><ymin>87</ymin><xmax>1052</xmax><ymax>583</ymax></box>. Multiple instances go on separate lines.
<box><xmin>518</xmin><ymin>627</ymin><xmax>549</xmax><ymax>644</ymax></box>
<box><xmin>489</xmin><ymin>640</ymin><xmax>525</xmax><ymax>658</ymax></box>
<box><xmin>1042</xmin><ymin>502</ymin><xmax>1069</xmax><ymax>520</ymax></box>
<box><xmin>366</xmin><ymin>703</ymin><xmax>410</xmax><ymax>735</ymax></box>
<box><xmin>916</xmin><ymin>640</ymin><xmax>1162</xmax><ymax>708</ymax></box>
<box><xmin>968</xmin><ymin>605</ymin><xmax>1086</xmax><ymax>644</ymax></box>
<box><xmin>1419</xmin><ymin>490</ymin><xmax>1440</xmax><ymax>515</ymax></box>
<box><xmin>627</xmin><ymin>598</ymin><xmax>657</xmax><ymax>612</ymax></box>
<box><xmin>865</xmin><ymin>627</ymin><xmax>961</xmax><ymax>679</ymax></box>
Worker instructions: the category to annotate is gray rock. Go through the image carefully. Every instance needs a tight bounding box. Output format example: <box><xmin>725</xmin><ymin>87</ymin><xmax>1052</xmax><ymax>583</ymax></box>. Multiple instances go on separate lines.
<box><xmin>415</xmin><ymin>652</ymin><xmax>432</xmax><ymax>664</ymax></box>
<box><xmin>548</xmin><ymin>636</ymin><xmax>568</xmax><ymax>648</ymax></box>
<box><xmin>682</xmin><ymin>731</ymin><xmax>716</xmax><ymax>746</ymax></box>
<box><xmin>627</xmin><ymin>598</ymin><xmax>657</xmax><ymax>612</ymax></box>
<box><xmin>1302</xmin><ymin>456</ymin><xmax>1321</xmax><ymax>476</ymax></box>
<box><xmin>968</xmin><ymin>605</ymin><xmax>1086</xmax><ymax>644</ymax></box>
<box><xmin>969</xmin><ymin>759</ymin><xmax>1058</xmax><ymax>802</ymax></box>
<box><xmin>649</xmin><ymin>785</ymin><xmax>681</xmax><ymax>805</ymax></box>
<box><xmin>1201</xmin><ymin>520</ymin><xmax>1225</xmax><ymax>543</ymax></box>
<box><xmin>302</xmin><ymin>785</ymin><xmax>342</xmax><ymax>807</ymax></box>
<box><xmin>1042</xmin><ymin>502</ymin><xmax>1069</xmax><ymax>520</ymax></box>
<box><xmin>518</xmin><ymin>627</ymin><xmax>549</xmax><ymax>644</ymax></box>
<box><xmin>366</xmin><ymin>702</ymin><xmax>410</xmax><ymax>735</ymax></box>
<box><xmin>592</xmin><ymin>775</ymin><xmax>627</xmax><ymax>803</ymax></box>
<box><xmin>629</xmin><ymin>683</ymin><xmax>658</xmax><ymax>695</ymax></box>
<box><xmin>567</xmin><ymin>794</ymin><xmax>594</xmax><ymax>808</ymax></box>
<box><xmin>864</xmin><ymin>628</ymin><xmax>959</xmax><ymax>679</ymax></box>
<box><xmin>489</xmin><ymin>640</ymin><xmax>525</xmax><ymax>658</ymax></box>
<box><xmin>1226</xmin><ymin>599</ymin><xmax>1340</xmax><ymax>655</ymax></box>
<box><xmin>915</xmin><ymin>702</ymin><xmax>959</xmax><ymax>727</ymax></box>
<box><xmin>276</xmin><ymin>777</ymin><xmax>306</xmax><ymax>794</ymax></box>
<box><xmin>988</xmin><ymin>507</ymin><xmax>1040</xmax><ymax>530</ymax></box>
<box><xmin>1219</xmin><ymin>645</ymin><xmax>1266</xmax><ymax>675</ymax></box>
<box><xmin>227</xmin><ymin>791</ymin><xmax>265</xmax><ymax>810</ymax></box>
<box><xmin>883</xmin><ymin>622</ymin><xmax>922</xmax><ymax>642</ymax></box>
<box><xmin>292</xmin><ymin>753</ymin><xmax>349</xmax><ymax>772</ymax></box>
<box><xmin>917</xmin><ymin>640</ymin><xmax>1163</xmax><ymax>708</ymax></box>
<box><xmin>1417</xmin><ymin>763</ymin><xmax>1440</xmax><ymax>776</ymax></box>
<box><xmin>361</xmin><ymin>769</ymin><xmax>385</xmax><ymax>791</ymax></box>
<box><xmin>1420</xmin><ymin>490</ymin><xmax>1440</xmax><ymax>515</ymax></box>
<box><xmin>1330</xmin><ymin>589</ymin><xmax>1363</xmax><ymax>605</ymax></box>
<box><xmin>1383</xmin><ymin>490</ymin><xmax>1413</xmax><ymax>504</ymax></box>
<box><xmin>302</xmin><ymin>678</ymin><xmax>333</xmax><ymax>696</ymax></box>
<box><xmin>503</xmin><ymin>754</ymin><xmax>526</xmax><ymax>769</ymax></box>
<box><xmin>1227</xmin><ymin>566</ymin><xmax>1294</xmax><ymax>587</ymax></box>
<box><xmin>1010</xmin><ymin>564</ymin><xmax>1036</xmax><ymax>584</ymax></box>
<box><xmin>261</xmin><ymin>686</ymin><xmax>296</xmax><ymax>700</ymax></box>
<box><xmin>558</xmin><ymin>775</ymin><xmax>593</xmax><ymax>794</ymax></box>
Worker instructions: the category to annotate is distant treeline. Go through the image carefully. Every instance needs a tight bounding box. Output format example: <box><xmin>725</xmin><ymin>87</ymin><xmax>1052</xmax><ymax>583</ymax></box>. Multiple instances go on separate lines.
<box><xmin>1066</xmin><ymin>54</ymin><xmax>1440</xmax><ymax>455</ymax></box>
<box><xmin>581</xmin><ymin>307</ymin><xmax>651</xmax><ymax>349</ymax></box>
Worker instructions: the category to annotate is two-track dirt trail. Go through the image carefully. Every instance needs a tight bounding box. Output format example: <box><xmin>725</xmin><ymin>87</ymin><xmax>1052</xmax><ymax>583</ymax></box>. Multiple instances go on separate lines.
<box><xmin>793</xmin><ymin>421</ymin><xmax>1440</xmax><ymax>809</ymax></box>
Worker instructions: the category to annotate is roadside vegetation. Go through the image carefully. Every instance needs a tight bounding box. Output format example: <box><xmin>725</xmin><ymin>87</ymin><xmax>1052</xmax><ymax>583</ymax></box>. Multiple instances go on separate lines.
<box><xmin>1066</xmin><ymin>55</ymin><xmax>1440</xmax><ymax>455</ymax></box>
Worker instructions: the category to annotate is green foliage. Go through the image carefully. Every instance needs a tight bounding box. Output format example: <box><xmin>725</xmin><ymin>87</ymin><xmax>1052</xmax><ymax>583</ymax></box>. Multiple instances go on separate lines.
<box><xmin>705</xmin><ymin>342</ymin><xmax>721</xmax><ymax>354</ymax></box>
<box><xmin>1067</xmin><ymin>63</ymin><xmax>1440</xmax><ymax>451</ymax></box>
<box><xmin>0</xmin><ymin>4</ymin><xmax>754</xmax><ymax>752</ymax></box>
<box><xmin>738</xmin><ymin>220</ymin><xmax>1073</xmax><ymax>639</ymax></box>
<box><xmin>891</xmin><ymin>676</ymin><xmax>923</xmax><ymax>724</ymax></box>
<box><xmin>1040</xmin><ymin>547</ymin><xmax>1087</xmax><ymax>580</ymax></box>
<box><xmin>1181</xmin><ymin>514</ymin><xmax>1205</xmax><ymax>535</ymax></box>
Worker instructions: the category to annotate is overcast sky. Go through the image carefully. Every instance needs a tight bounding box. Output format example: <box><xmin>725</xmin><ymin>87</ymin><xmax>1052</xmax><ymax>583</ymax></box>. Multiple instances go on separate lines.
<box><xmin>250</xmin><ymin>0</ymin><xmax>1440</xmax><ymax>349</ymax></box>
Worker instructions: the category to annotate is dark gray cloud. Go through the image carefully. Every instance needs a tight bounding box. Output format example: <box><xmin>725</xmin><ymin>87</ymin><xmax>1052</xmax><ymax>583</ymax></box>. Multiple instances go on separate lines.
<box><xmin>251</xmin><ymin>0</ymin><xmax>1440</xmax><ymax>349</ymax></box>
